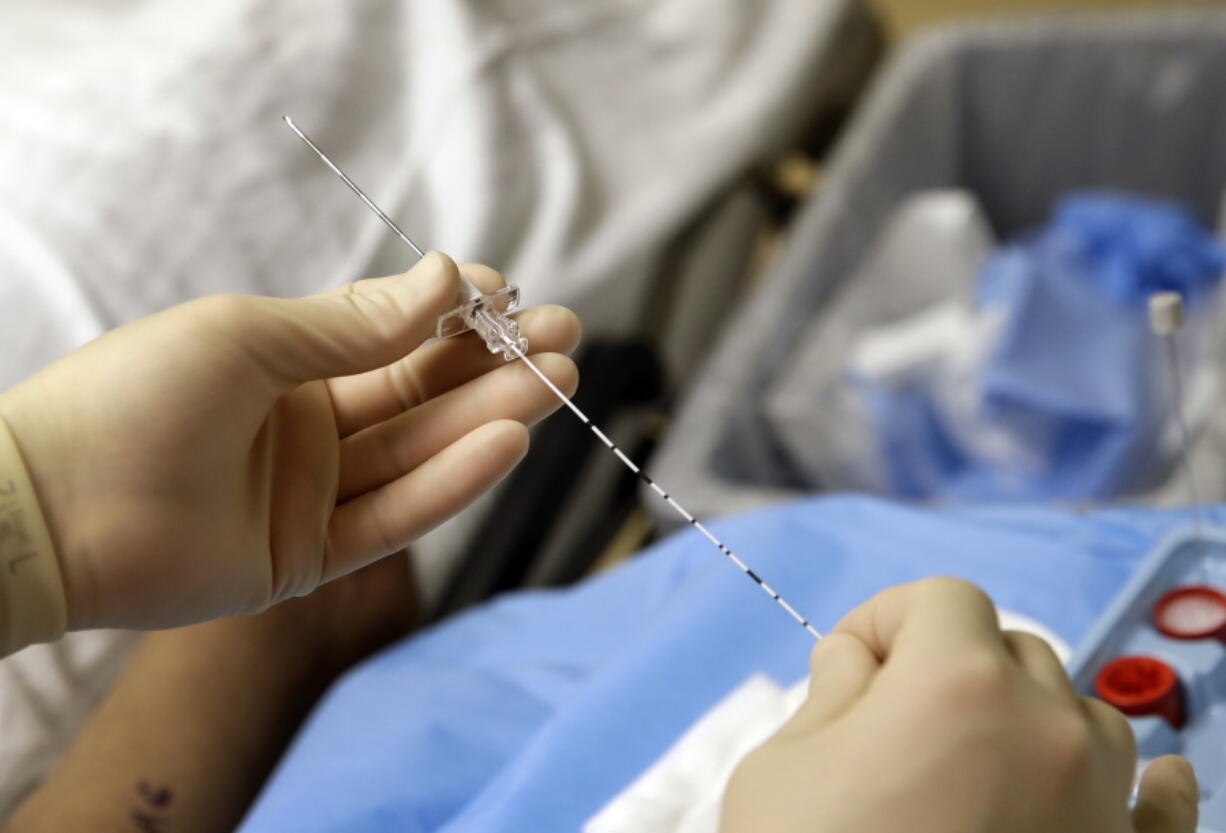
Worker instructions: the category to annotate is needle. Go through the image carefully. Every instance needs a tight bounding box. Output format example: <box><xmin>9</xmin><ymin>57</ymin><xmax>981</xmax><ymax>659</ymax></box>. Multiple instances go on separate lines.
<box><xmin>1150</xmin><ymin>291</ymin><xmax>1206</xmax><ymax>546</ymax></box>
<box><xmin>284</xmin><ymin>115</ymin><xmax>821</xmax><ymax>640</ymax></box>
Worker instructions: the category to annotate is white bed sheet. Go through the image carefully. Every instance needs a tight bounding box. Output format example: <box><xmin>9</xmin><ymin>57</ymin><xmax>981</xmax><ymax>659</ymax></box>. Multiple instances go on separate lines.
<box><xmin>0</xmin><ymin>0</ymin><xmax>855</xmax><ymax>812</ymax></box>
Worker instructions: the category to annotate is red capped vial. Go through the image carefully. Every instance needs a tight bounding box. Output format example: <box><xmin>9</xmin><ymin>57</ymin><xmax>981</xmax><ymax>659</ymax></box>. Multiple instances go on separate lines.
<box><xmin>1094</xmin><ymin>655</ymin><xmax>1184</xmax><ymax>729</ymax></box>
<box><xmin>1153</xmin><ymin>586</ymin><xmax>1226</xmax><ymax>643</ymax></box>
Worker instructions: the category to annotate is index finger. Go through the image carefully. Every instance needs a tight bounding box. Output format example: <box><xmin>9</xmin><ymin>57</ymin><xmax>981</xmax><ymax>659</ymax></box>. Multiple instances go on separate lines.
<box><xmin>832</xmin><ymin>577</ymin><xmax>1007</xmax><ymax>663</ymax></box>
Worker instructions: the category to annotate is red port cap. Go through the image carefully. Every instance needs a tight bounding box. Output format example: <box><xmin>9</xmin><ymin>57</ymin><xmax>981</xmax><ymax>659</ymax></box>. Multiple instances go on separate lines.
<box><xmin>1095</xmin><ymin>655</ymin><xmax>1184</xmax><ymax>729</ymax></box>
<box><xmin>1153</xmin><ymin>585</ymin><xmax>1226</xmax><ymax>642</ymax></box>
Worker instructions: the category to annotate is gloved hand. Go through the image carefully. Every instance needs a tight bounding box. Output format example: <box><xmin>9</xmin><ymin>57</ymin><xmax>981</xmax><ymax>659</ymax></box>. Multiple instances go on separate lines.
<box><xmin>0</xmin><ymin>252</ymin><xmax>580</xmax><ymax>630</ymax></box>
<box><xmin>721</xmin><ymin>578</ymin><xmax>1198</xmax><ymax>833</ymax></box>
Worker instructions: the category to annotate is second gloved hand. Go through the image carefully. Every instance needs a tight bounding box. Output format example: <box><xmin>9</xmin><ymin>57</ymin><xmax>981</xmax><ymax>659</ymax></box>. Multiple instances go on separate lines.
<box><xmin>721</xmin><ymin>578</ymin><xmax>1199</xmax><ymax>833</ymax></box>
<box><xmin>0</xmin><ymin>253</ymin><xmax>580</xmax><ymax>630</ymax></box>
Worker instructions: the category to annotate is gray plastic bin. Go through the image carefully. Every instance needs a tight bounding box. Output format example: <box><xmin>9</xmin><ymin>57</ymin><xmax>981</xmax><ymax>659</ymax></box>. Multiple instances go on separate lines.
<box><xmin>647</xmin><ymin>9</ymin><xmax>1226</xmax><ymax>529</ymax></box>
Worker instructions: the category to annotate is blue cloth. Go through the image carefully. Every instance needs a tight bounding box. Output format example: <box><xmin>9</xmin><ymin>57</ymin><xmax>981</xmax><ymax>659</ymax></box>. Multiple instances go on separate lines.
<box><xmin>238</xmin><ymin>496</ymin><xmax>1214</xmax><ymax>833</ymax></box>
<box><xmin>866</xmin><ymin>192</ymin><xmax>1225</xmax><ymax>500</ymax></box>
<box><xmin>1041</xmin><ymin>195</ymin><xmax>1226</xmax><ymax>303</ymax></box>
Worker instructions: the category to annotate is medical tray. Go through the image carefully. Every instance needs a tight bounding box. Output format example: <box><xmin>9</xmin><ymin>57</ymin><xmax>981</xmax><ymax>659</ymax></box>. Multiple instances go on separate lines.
<box><xmin>1068</xmin><ymin>525</ymin><xmax>1226</xmax><ymax>833</ymax></box>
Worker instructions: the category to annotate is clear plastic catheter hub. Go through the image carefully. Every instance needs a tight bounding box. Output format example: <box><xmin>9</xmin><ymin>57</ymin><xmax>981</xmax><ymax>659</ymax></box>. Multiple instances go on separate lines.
<box><xmin>436</xmin><ymin>278</ymin><xmax>528</xmax><ymax>362</ymax></box>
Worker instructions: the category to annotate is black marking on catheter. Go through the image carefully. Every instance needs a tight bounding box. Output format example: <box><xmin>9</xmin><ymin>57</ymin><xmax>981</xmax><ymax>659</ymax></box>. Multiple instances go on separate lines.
<box><xmin>282</xmin><ymin>115</ymin><xmax>818</xmax><ymax>638</ymax></box>
<box><xmin>613</xmin><ymin>444</ymin><xmax>815</xmax><ymax>631</ymax></box>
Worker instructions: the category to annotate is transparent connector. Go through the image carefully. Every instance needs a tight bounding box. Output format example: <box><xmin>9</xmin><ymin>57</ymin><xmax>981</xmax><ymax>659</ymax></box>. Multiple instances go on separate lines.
<box><xmin>436</xmin><ymin>283</ymin><xmax>527</xmax><ymax>361</ymax></box>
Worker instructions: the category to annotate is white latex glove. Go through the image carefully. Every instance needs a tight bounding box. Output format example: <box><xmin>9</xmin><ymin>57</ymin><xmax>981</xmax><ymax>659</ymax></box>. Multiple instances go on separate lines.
<box><xmin>722</xmin><ymin>578</ymin><xmax>1199</xmax><ymax>833</ymax></box>
<box><xmin>0</xmin><ymin>252</ymin><xmax>580</xmax><ymax>630</ymax></box>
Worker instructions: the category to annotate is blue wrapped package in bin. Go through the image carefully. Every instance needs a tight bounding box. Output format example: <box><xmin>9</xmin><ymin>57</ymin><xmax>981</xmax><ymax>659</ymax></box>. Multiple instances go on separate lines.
<box><xmin>852</xmin><ymin>193</ymin><xmax>1225</xmax><ymax>501</ymax></box>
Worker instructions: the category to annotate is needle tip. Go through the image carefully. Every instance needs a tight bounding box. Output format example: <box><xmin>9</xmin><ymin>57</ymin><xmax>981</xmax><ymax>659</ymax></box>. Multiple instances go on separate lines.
<box><xmin>282</xmin><ymin>115</ymin><xmax>295</xmax><ymax>128</ymax></box>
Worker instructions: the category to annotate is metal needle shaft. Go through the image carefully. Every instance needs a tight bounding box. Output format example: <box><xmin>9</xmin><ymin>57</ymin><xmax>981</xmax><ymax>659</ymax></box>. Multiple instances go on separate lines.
<box><xmin>283</xmin><ymin>116</ymin><xmax>426</xmax><ymax>259</ymax></box>
<box><xmin>284</xmin><ymin>115</ymin><xmax>821</xmax><ymax>640</ymax></box>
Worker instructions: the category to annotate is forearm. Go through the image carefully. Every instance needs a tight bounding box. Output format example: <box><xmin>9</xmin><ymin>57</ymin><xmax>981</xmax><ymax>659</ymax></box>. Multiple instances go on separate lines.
<box><xmin>5</xmin><ymin>618</ymin><xmax>321</xmax><ymax>833</ymax></box>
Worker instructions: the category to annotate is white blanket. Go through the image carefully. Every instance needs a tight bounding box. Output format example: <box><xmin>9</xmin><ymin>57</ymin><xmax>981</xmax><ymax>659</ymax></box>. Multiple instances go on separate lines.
<box><xmin>0</xmin><ymin>0</ymin><xmax>849</xmax><ymax>378</ymax></box>
<box><xmin>0</xmin><ymin>0</ymin><xmax>857</xmax><ymax>813</ymax></box>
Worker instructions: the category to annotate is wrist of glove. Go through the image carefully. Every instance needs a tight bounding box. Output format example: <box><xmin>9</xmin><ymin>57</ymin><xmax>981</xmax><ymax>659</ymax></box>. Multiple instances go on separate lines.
<box><xmin>0</xmin><ymin>411</ymin><xmax>66</xmax><ymax>656</ymax></box>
